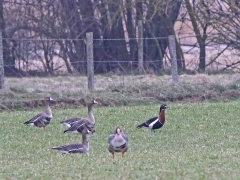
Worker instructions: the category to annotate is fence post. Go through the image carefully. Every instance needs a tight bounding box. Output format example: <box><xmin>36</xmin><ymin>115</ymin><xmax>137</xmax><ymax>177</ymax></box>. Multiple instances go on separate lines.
<box><xmin>168</xmin><ymin>35</ymin><xmax>179</xmax><ymax>85</ymax></box>
<box><xmin>0</xmin><ymin>31</ymin><xmax>4</xmax><ymax>89</ymax></box>
<box><xmin>138</xmin><ymin>20</ymin><xmax>144</xmax><ymax>73</ymax></box>
<box><xmin>86</xmin><ymin>32</ymin><xmax>94</xmax><ymax>90</ymax></box>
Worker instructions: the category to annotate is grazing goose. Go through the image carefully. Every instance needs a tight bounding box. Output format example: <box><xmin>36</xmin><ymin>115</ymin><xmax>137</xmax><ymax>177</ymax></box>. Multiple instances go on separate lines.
<box><xmin>24</xmin><ymin>97</ymin><xmax>54</xmax><ymax>130</ymax></box>
<box><xmin>136</xmin><ymin>104</ymin><xmax>168</xmax><ymax>132</ymax></box>
<box><xmin>52</xmin><ymin>128</ymin><xmax>93</xmax><ymax>154</ymax></box>
<box><xmin>62</xmin><ymin>100</ymin><xmax>98</xmax><ymax>134</ymax></box>
<box><xmin>108</xmin><ymin>126</ymin><xmax>129</xmax><ymax>159</ymax></box>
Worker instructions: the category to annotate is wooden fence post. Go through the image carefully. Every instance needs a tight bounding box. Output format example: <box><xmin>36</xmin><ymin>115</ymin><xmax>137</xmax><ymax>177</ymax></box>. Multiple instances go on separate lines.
<box><xmin>86</xmin><ymin>32</ymin><xmax>94</xmax><ymax>90</ymax></box>
<box><xmin>138</xmin><ymin>20</ymin><xmax>144</xmax><ymax>73</ymax></box>
<box><xmin>0</xmin><ymin>31</ymin><xmax>4</xmax><ymax>89</ymax></box>
<box><xmin>168</xmin><ymin>35</ymin><xmax>179</xmax><ymax>85</ymax></box>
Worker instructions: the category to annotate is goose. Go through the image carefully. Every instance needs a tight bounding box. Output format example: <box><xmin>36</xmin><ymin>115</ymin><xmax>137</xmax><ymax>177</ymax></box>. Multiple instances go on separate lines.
<box><xmin>63</xmin><ymin>118</ymin><xmax>96</xmax><ymax>134</ymax></box>
<box><xmin>136</xmin><ymin>104</ymin><xmax>168</xmax><ymax>132</ymax></box>
<box><xmin>52</xmin><ymin>128</ymin><xmax>93</xmax><ymax>154</ymax></box>
<box><xmin>108</xmin><ymin>126</ymin><xmax>129</xmax><ymax>159</ymax></box>
<box><xmin>24</xmin><ymin>97</ymin><xmax>54</xmax><ymax>130</ymax></box>
<box><xmin>62</xmin><ymin>99</ymin><xmax>98</xmax><ymax>134</ymax></box>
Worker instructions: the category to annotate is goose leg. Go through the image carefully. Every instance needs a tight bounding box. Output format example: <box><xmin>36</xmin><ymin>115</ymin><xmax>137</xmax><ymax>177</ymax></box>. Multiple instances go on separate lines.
<box><xmin>122</xmin><ymin>153</ymin><xmax>124</xmax><ymax>158</ymax></box>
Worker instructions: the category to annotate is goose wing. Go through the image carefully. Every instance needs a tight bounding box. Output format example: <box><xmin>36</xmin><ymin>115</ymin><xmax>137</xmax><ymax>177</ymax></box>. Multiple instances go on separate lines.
<box><xmin>24</xmin><ymin>112</ymin><xmax>47</xmax><ymax>125</ymax></box>
<box><xmin>108</xmin><ymin>134</ymin><xmax>115</xmax><ymax>144</ymax></box>
<box><xmin>52</xmin><ymin>143</ymin><xmax>85</xmax><ymax>153</ymax></box>
<box><xmin>121</xmin><ymin>132</ymin><xmax>128</xmax><ymax>142</ymax></box>
<box><xmin>144</xmin><ymin>116</ymin><xmax>158</xmax><ymax>125</ymax></box>
<box><xmin>64</xmin><ymin>119</ymin><xmax>90</xmax><ymax>133</ymax></box>
<box><xmin>61</xmin><ymin>117</ymin><xmax>84</xmax><ymax>126</ymax></box>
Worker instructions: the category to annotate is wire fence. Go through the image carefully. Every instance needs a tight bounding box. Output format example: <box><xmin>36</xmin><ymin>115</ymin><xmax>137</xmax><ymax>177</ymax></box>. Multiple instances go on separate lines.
<box><xmin>1</xmin><ymin>34</ymin><xmax>240</xmax><ymax>78</ymax></box>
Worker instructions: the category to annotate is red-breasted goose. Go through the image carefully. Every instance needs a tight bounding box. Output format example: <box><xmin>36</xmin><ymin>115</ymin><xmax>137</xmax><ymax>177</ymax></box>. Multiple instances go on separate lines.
<box><xmin>136</xmin><ymin>104</ymin><xmax>168</xmax><ymax>132</ymax></box>
<box><xmin>24</xmin><ymin>97</ymin><xmax>54</xmax><ymax>130</ymax></box>
<box><xmin>52</xmin><ymin>128</ymin><xmax>93</xmax><ymax>154</ymax></box>
<box><xmin>108</xmin><ymin>126</ymin><xmax>129</xmax><ymax>159</ymax></box>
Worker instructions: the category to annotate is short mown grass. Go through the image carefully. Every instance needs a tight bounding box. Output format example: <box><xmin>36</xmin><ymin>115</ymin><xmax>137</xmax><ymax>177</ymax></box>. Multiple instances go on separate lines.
<box><xmin>1</xmin><ymin>102</ymin><xmax>240</xmax><ymax>179</ymax></box>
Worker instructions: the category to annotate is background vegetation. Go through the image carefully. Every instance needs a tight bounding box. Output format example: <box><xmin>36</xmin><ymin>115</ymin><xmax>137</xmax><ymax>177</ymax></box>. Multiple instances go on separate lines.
<box><xmin>1</xmin><ymin>73</ymin><xmax>240</xmax><ymax>110</ymax></box>
<box><xmin>1</xmin><ymin>0</ymin><xmax>240</xmax><ymax>76</ymax></box>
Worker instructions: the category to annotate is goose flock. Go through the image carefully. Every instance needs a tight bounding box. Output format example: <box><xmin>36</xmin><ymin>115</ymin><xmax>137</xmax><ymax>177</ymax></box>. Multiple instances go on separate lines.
<box><xmin>24</xmin><ymin>96</ymin><xmax>168</xmax><ymax>158</ymax></box>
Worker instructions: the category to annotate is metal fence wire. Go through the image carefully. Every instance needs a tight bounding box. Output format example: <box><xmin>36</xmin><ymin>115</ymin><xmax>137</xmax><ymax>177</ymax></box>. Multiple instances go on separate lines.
<box><xmin>1</xmin><ymin>34</ymin><xmax>240</xmax><ymax>77</ymax></box>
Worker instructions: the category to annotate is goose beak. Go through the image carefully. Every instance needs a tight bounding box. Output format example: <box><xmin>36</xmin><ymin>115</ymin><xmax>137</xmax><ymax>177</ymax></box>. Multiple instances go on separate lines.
<box><xmin>87</xmin><ymin>129</ymin><xmax>94</xmax><ymax>134</ymax></box>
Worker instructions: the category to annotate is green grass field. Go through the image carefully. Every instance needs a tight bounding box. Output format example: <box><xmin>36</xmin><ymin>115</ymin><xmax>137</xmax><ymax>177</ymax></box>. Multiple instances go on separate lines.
<box><xmin>1</xmin><ymin>102</ymin><xmax>240</xmax><ymax>180</ymax></box>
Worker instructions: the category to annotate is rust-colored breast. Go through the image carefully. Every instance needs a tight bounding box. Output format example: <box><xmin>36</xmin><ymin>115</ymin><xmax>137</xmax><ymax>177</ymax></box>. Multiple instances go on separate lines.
<box><xmin>158</xmin><ymin>110</ymin><xmax>165</xmax><ymax>124</ymax></box>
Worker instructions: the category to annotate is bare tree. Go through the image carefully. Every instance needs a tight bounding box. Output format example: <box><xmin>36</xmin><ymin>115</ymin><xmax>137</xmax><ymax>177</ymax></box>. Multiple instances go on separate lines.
<box><xmin>210</xmin><ymin>0</ymin><xmax>240</xmax><ymax>69</ymax></box>
<box><xmin>0</xmin><ymin>0</ymin><xmax>5</xmax><ymax>88</ymax></box>
<box><xmin>180</xmin><ymin>0</ymin><xmax>240</xmax><ymax>71</ymax></box>
<box><xmin>2</xmin><ymin>0</ymin><xmax>183</xmax><ymax>75</ymax></box>
<box><xmin>184</xmin><ymin>0</ymin><xmax>213</xmax><ymax>71</ymax></box>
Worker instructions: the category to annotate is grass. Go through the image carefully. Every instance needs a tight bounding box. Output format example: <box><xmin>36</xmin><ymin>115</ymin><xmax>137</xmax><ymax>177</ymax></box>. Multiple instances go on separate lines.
<box><xmin>1</xmin><ymin>73</ymin><xmax>240</xmax><ymax>110</ymax></box>
<box><xmin>1</xmin><ymin>102</ymin><xmax>240</xmax><ymax>179</ymax></box>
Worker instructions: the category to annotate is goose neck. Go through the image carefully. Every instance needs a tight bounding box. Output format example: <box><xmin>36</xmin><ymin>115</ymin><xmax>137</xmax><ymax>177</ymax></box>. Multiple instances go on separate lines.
<box><xmin>87</xmin><ymin>104</ymin><xmax>95</xmax><ymax>123</ymax></box>
<box><xmin>82</xmin><ymin>133</ymin><xmax>88</xmax><ymax>144</ymax></box>
<box><xmin>45</xmin><ymin>102</ymin><xmax>52</xmax><ymax>115</ymax></box>
<box><xmin>158</xmin><ymin>109</ymin><xmax>165</xmax><ymax>124</ymax></box>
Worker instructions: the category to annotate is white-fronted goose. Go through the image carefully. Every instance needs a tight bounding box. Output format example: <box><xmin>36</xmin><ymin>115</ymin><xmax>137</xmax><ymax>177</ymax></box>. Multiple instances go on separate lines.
<box><xmin>108</xmin><ymin>126</ymin><xmax>129</xmax><ymax>159</ymax></box>
<box><xmin>24</xmin><ymin>97</ymin><xmax>54</xmax><ymax>130</ymax></box>
<box><xmin>63</xmin><ymin>119</ymin><xmax>95</xmax><ymax>134</ymax></box>
<box><xmin>61</xmin><ymin>100</ymin><xmax>98</xmax><ymax>134</ymax></box>
<box><xmin>136</xmin><ymin>104</ymin><xmax>168</xmax><ymax>132</ymax></box>
<box><xmin>52</xmin><ymin>128</ymin><xmax>93</xmax><ymax>154</ymax></box>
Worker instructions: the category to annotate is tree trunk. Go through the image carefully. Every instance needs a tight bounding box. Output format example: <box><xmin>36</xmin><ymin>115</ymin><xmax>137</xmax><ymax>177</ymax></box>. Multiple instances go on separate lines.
<box><xmin>1</xmin><ymin>2</ymin><xmax>18</xmax><ymax>76</ymax></box>
<box><xmin>199</xmin><ymin>43</ymin><xmax>206</xmax><ymax>71</ymax></box>
<box><xmin>59</xmin><ymin>0</ymin><xmax>87</xmax><ymax>74</ymax></box>
<box><xmin>185</xmin><ymin>0</ymin><xmax>206</xmax><ymax>71</ymax></box>
<box><xmin>125</xmin><ymin>0</ymin><xmax>138</xmax><ymax>68</ymax></box>
<box><xmin>144</xmin><ymin>0</ymin><xmax>182</xmax><ymax>71</ymax></box>
<box><xmin>96</xmin><ymin>0</ymin><xmax>130</xmax><ymax>73</ymax></box>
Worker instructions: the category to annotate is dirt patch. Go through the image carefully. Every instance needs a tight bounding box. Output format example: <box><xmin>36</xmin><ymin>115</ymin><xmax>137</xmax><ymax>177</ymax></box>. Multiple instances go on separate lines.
<box><xmin>0</xmin><ymin>97</ymin><xmax>112</xmax><ymax>111</ymax></box>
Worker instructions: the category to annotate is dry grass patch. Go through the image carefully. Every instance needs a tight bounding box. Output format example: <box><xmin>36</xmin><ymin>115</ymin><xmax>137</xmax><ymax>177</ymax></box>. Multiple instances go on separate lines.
<box><xmin>1</xmin><ymin>73</ymin><xmax>240</xmax><ymax>110</ymax></box>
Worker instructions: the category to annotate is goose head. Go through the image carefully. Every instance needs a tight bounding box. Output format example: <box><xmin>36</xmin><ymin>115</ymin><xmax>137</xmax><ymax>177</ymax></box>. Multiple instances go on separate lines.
<box><xmin>82</xmin><ymin>128</ymin><xmax>94</xmax><ymax>135</ymax></box>
<box><xmin>45</xmin><ymin>96</ymin><xmax>54</xmax><ymax>102</ymax></box>
<box><xmin>115</xmin><ymin>126</ymin><xmax>122</xmax><ymax>135</ymax></box>
<box><xmin>160</xmin><ymin>104</ymin><xmax>168</xmax><ymax>112</ymax></box>
<box><xmin>91</xmin><ymin>99</ymin><xmax>98</xmax><ymax>105</ymax></box>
